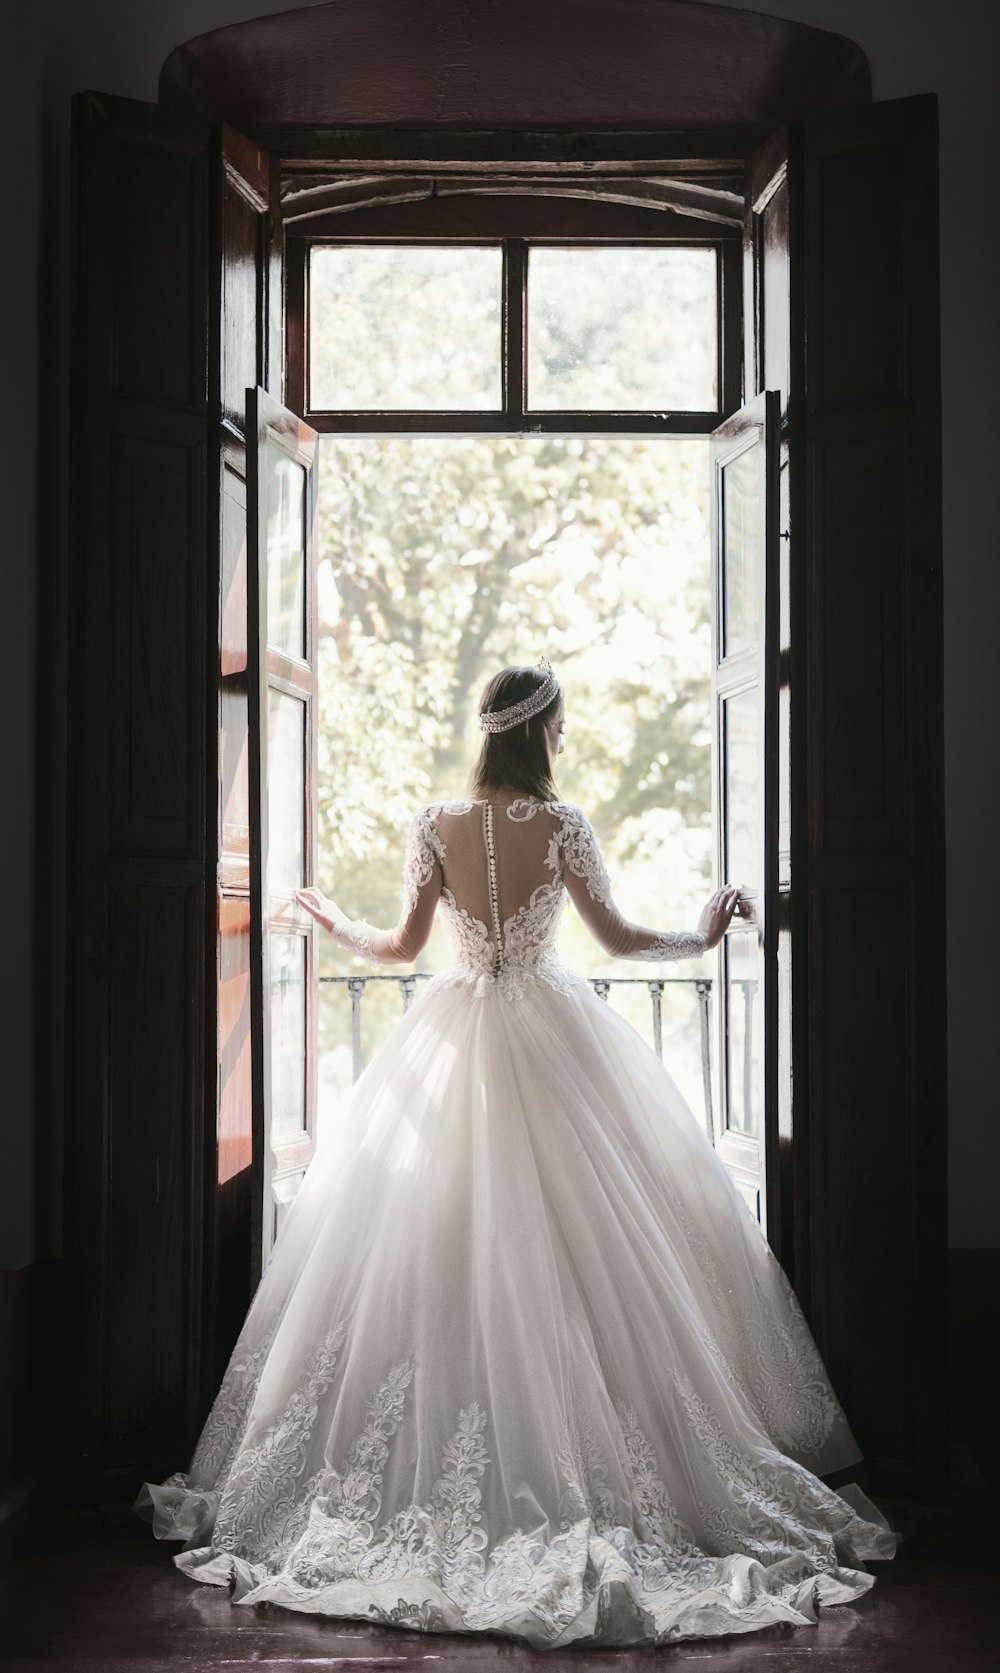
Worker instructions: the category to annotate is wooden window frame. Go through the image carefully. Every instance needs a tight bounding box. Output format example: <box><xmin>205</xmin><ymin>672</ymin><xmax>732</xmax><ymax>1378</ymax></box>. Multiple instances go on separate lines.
<box><xmin>281</xmin><ymin>176</ymin><xmax>754</xmax><ymax>1214</ymax></box>
<box><xmin>285</xmin><ymin>207</ymin><xmax>743</xmax><ymax>435</ymax></box>
<box><xmin>277</xmin><ymin>131</ymin><xmax>750</xmax><ymax>431</ymax></box>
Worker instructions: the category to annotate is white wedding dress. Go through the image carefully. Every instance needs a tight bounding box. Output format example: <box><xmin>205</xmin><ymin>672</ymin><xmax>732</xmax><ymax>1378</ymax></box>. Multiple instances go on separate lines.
<box><xmin>135</xmin><ymin>795</ymin><xmax>895</xmax><ymax>1649</ymax></box>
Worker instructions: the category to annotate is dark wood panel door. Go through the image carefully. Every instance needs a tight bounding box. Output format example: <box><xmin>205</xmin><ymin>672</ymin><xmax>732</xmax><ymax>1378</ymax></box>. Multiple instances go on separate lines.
<box><xmin>68</xmin><ymin>92</ymin><xmax>211</xmax><ymax>1491</ymax></box>
<box><xmin>791</xmin><ymin>94</ymin><xmax>947</xmax><ymax>1496</ymax></box>
<box><xmin>68</xmin><ymin>96</ymin><xmax>284</xmax><ymax>1490</ymax></box>
<box><xmin>247</xmin><ymin>390</ymin><xmax>320</xmax><ymax>1269</ymax></box>
<box><xmin>742</xmin><ymin>101</ymin><xmax>946</xmax><ymax>1496</ymax></box>
<box><xmin>710</xmin><ymin>393</ymin><xmax>780</xmax><ymax>1229</ymax></box>
<box><xmin>742</xmin><ymin>97</ymin><xmax>946</xmax><ymax>1495</ymax></box>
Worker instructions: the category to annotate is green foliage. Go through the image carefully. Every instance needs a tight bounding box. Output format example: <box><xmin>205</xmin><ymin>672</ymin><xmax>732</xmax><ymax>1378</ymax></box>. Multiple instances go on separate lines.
<box><xmin>315</xmin><ymin>433</ymin><xmax>712</xmax><ymax>985</ymax></box>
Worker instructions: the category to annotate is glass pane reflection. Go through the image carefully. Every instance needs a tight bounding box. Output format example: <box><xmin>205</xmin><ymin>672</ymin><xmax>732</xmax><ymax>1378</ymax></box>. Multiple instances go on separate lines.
<box><xmin>265</xmin><ymin>444</ymin><xmax>306</xmax><ymax>660</ymax></box>
<box><xmin>268</xmin><ymin>690</ymin><xmax>305</xmax><ymax>892</ymax></box>
<box><xmin>723</xmin><ymin>689</ymin><xmax>760</xmax><ymax>1137</ymax></box>
<box><xmin>724</xmin><ymin>689</ymin><xmax>759</xmax><ymax>892</ymax></box>
<box><xmin>270</xmin><ymin>930</ymin><xmax>306</xmax><ymax>1140</ymax></box>
<box><xmin>725</xmin><ymin>931</ymin><xmax>760</xmax><ymax>1137</ymax></box>
<box><xmin>722</xmin><ymin>437</ymin><xmax>762</xmax><ymax>657</ymax></box>
<box><xmin>310</xmin><ymin>245</ymin><xmax>502</xmax><ymax>410</ymax></box>
<box><xmin>528</xmin><ymin>247</ymin><xmax>717</xmax><ymax>411</ymax></box>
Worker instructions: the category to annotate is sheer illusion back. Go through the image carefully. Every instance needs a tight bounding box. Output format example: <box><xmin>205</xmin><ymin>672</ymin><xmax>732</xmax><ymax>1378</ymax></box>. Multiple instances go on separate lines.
<box><xmin>434</xmin><ymin>798</ymin><xmax>572</xmax><ymax>990</ymax></box>
<box><xmin>340</xmin><ymin>794</ymin><xmax>709</xmax><ymax>995</ymax></box>
<box><xmin>436</xmin><ymin>797</ymin><xmax>560</xmax><ymax>952</ymax></box>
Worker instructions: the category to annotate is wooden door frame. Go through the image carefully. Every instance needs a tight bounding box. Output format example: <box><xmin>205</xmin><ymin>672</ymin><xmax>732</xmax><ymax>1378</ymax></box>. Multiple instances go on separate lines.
<box><xmin>66</xmin><ymin>94</ymin><xmax>945</xmax><ymax>1500</ymax></box>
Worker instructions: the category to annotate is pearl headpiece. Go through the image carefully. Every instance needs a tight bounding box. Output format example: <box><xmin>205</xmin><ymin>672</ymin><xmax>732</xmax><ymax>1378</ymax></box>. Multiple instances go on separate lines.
<box><xmin>479</xmin><ymin>660</ymin><xmax>561</xmax><ymax>734</ymax></box>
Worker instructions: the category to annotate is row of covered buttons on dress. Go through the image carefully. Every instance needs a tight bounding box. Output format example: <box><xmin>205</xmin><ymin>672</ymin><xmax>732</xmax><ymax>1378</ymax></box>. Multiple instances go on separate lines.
<box><xmin>483</xmin><ymin>802</ymin><xmax>504</xmax><ymax>976</ymax></box>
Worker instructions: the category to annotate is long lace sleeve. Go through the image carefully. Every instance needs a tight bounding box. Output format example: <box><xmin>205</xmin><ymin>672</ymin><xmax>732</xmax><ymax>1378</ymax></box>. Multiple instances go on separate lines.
<box><xmin>323</xmin><ymin>807</ymin><xmax>444</xmax><ymax>964</ymax></box>
<box><xmin>553</xmin><ymin>805</ymin><xmax>708</xmax><ymax>962</ymax></box>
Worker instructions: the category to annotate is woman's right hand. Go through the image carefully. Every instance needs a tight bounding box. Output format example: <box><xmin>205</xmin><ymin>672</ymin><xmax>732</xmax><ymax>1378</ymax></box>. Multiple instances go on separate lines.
<box><xmin>295</xmin><ymin>886</ymin><xmax>337</xmax><ymax>933</ymax></box>
<box><xmin>697</xmin><ymin>885</ymin><xmax>744</xmax><ymax>948</ymax></box>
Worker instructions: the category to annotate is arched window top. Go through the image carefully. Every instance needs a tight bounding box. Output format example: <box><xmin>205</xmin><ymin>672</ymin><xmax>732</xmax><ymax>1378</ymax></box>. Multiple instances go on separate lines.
<box><xmin>159</xmin><ymin>0</ymin><xmax>870</xmax><ymax>133</ymax></box>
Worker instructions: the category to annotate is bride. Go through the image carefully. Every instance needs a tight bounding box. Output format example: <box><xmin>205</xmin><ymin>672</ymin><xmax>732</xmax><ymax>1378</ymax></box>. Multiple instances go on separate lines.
<box><xmin>135</xmin><ymin>660</ymin><xmax>896</xmax><ymax>1649</ymax></box>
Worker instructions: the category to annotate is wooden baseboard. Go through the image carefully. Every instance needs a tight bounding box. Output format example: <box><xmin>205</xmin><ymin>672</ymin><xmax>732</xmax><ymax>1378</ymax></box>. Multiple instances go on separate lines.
<box><xmin>0</xmin><ymin>1258</ymin><xmax>66</xmax><ymax>1569</ymax></box>
<box><xmin>0</xmin><ymin>1262</ymin><xmax>34</xmax><ymax>1566</ymax></box>
<box><xmin>947</xmin><ymin>1247</ymin><xmax>999</xmax><ymax>1492</ymax></box>
<box><xmin>0</xmin><ymin>1474</ymin><xmax>42</xmax><ymax>1573</ymax></box>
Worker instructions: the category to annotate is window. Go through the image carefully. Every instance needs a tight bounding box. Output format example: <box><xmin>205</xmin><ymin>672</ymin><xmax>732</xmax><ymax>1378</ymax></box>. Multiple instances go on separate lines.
<box><xmin>71</xmin><ymin>93</ymin><xmax>946</xmax><ymax>1490</ymax></box>
<box><xmin>304</xmin><ymin>239</ymin><xmax>720</xmax><ymax>417</ymax></box>
<box><xmin>293</xmin><ymin>231</ymin><xmax>729</xmax><ymax>429</ymax></box>
<box><xmin>282</xmin><ymin>215</ymin><xmax>739</xmax><ymax>1148</ymax></box>
<box><xmin>309</xmin><ymin>245</ymin><xmax>504</xmax><ymax>410</ymax></box>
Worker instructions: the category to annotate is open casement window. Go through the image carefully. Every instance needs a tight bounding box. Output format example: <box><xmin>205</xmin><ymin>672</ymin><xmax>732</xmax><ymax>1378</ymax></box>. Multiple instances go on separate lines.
<box><xmin>210</xmin><ymin>127</ymin><xmax>286</xmax><ymax>1376</ymax></box>
<box><xmin>247</xmin><ymin>389</ymin><xmax>320</xmax><ymax>1265</ymax></box>
<box><xmin>709</xmin><ymin>392</ymin><xmax>779</xmax><ymax>1227</ymax></box>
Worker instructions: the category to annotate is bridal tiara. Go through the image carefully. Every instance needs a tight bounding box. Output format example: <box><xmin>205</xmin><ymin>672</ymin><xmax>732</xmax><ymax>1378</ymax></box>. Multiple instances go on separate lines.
<box><xmin>479</xmin><ymin>660</ymin><xmax>561</xmax><ymax>734</ymax></box>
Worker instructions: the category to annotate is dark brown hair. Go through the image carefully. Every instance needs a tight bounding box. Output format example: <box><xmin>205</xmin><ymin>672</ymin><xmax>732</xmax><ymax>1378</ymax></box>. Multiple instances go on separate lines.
<box><xmin>468</xmin><ymin>665</ymin><xmax>563</xmax><ymax>802</ymax></box>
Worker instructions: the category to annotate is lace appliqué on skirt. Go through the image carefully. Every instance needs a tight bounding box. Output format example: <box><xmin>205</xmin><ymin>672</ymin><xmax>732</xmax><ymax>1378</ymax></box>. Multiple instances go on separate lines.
<box><xmin>149</xmin><ymin>1355</ymin><xmax>889</xmax><ymax>1650</ymax></box>
<box><xmin>670</xmin><ymin>1196</ymin><xmax>842</xmax><ymax>1461</ymax></box>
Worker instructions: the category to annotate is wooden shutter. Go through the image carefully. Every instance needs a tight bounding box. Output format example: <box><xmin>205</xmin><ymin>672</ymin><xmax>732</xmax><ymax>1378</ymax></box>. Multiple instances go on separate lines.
<box><xmin>68</xmin><ymin>93</ymin><xmax>212</xmax><ymax>1488</ymax></box>
<box><xmin>796</xmin><ymin>95</ymin><xmax>946</xmax><ymax>1495</ymax></box>
<box><xmin>709</xmin><ymin>393</ymin><xmax>780</xmax><ymax>1229</ymax></box>
<box><xmin>247</xmin><ymin>389</ymin><xmax>320</xmax><ymax>1267</ymax></box>
<box><xmin>68</xmin><ymin>98</ymin><xmax>283</xmax><ymax>1487</ymax></box>
<box><xmin>744</xmin><ymin>97</ymin><xmax>946</xmax><ymax>1493</ymax></box>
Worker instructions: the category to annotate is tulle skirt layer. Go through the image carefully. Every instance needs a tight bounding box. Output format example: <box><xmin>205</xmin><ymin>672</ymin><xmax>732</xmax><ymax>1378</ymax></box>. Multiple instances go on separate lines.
<box><xmin>135</xmin><ymin>970</ymin><xmax>895</xmax><ymax>1649</ymax></box>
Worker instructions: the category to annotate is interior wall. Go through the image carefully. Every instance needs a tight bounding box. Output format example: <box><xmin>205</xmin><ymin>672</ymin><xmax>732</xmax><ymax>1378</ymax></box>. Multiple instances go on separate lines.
<box><xmin>1</xmin><ymin>0</ymin><xmax>996</xmax><ymax>1273</ymax></box>
<box><xmin>1</xmin><ymin>10</ymin><xmax>45</xmax><ymax>1273</ymax></box>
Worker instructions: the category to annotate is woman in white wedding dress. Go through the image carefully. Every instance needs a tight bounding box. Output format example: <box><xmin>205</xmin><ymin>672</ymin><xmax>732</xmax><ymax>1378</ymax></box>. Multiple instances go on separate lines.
<box><xmin>135</xmin><ymin>660</ymin><xmax>896</xmax><ymax>1649</ymax></box>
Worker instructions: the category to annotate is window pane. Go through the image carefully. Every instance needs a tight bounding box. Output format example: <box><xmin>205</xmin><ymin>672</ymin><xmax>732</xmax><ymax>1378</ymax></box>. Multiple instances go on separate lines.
<box><xmin>721</xmin><ymin>435</ymin><xmax>762</xmax><ymax>657</ymax></box>
<box><xmin>268</xmin><ymin>689</ymin><xmax>305</xmax><ymax>892</ymax></box>
<box><xmin>309</xmin><ymin>246</ymin><xmax>502</xmax><ymax>410</ymax></box>
<box><xmin>270</xmin><ymin>930</ymin><xmax>306</xmax><ymax>1140</ymax></box>
<box><xmin>315</xmin><ymin>433</ymin><xmax>713</xmax><ymax>1132</ymax></box>
<box><xmin>723</xmin><ymin>688</ymin><xmax>759</xmax><ymax>915</ymax></box>
<box><xmin>722</xmin><ymin>689</ymin><xmax>760</xmax><ymax>1137</ymax></box>
<box><xmin>528</xmin><ymin>247</ymin><xmax>717</xmax><ymax>411</ymax></box>
<box><xmin>725</xmin><ymin>930</ymin><xmax>760</xmax><ymax>1137</ymax></box>
<box><xmin>265</xmin><ymin>443</ymin><xmax>306</xmax><ymax>660</ymax></box>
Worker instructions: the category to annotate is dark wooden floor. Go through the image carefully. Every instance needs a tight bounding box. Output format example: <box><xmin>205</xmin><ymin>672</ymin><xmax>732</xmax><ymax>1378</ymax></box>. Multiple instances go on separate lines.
<box><xmin>0</xmin><ymin>1500</ymin><xmax>995</xmax><ymax>1672</ymax></box>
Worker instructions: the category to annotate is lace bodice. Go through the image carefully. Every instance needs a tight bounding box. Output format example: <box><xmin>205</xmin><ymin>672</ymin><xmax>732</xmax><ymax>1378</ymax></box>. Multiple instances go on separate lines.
<box><xmin>324</xmin><ymin>797</ymin><xmax>708</xmax><ymax>999</ymax></box>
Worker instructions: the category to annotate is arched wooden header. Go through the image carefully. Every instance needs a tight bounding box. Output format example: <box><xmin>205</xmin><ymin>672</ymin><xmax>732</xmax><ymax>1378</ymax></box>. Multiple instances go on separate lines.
<box><xmin>159</xmin><ymin>0</ymin><xmax>870</xmax><ymax>131</ymax></box>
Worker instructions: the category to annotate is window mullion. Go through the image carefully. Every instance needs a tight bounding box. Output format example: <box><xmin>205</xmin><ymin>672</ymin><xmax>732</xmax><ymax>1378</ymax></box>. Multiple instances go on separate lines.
<box><xmin>503</xmin><ymin>238</ymin><xmax>528</xmax><ymax>424</ymax></box>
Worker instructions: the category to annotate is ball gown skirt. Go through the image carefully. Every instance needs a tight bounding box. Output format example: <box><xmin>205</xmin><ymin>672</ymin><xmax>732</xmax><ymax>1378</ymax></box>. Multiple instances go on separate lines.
<box><xmin>135</xmin><ymin>967</ymin><xmax>896</xmax><ymax>1649</ymax></box>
